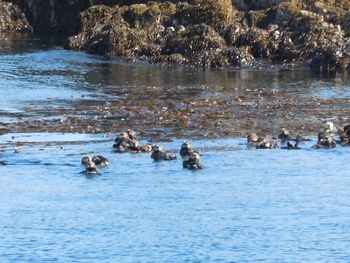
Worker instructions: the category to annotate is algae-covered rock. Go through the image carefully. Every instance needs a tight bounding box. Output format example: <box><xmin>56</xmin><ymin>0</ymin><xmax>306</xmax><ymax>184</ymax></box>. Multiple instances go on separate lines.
<box><xmin>66</xmin><ymin>4</ymin><xmax>164</xmax><ymax>58</ymax></box>
<box><xmin>0</xmin><ymin>1</ymin><xmax>32</xmax><ymax>32</ymax></box>
<box><xmin>66</xmin><ymin>2</ymin><xmax>239</xmax><ymax>67</ymax></box>
<box><xmin>174</xmin><ymin>0</ymin><xmax>236</xmax><ymax>30</ymax></box>
<box><xmin>163</xmin><ymin>24</ymin><xmax>225</xmax><ymax>56</ymax></box>
<box><xmin>65</xmin><ymin>0</ymin><xmax>350</xmax><ymax>73</ymax></box>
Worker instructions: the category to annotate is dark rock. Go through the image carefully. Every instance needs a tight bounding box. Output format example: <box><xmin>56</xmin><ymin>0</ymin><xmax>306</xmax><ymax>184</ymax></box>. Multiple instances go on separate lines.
<box><xmin>232</xmin><ymin>0</ymin><xmax>288</xmax><ymax>11</ymax></box>
<box><xmin>0</xmin><ymin>1</ymin><xmax>32</xmax><ymax>32</ymax></box>
<box><xmin>311</xmin><ymin>49</ymin><xmax>350</xmax><ymax>73</ymax></box>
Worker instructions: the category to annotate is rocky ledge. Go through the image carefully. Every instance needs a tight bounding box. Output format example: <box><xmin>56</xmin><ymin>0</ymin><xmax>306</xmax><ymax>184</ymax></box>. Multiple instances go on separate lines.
<box><xmin>0</xmin><ymin>1</ymin><xmax>32</xmax><ymax>32</ymax></box>
<box><xmin>65</xmin><ymin>0</ymin><xmax>350</xmax><ymax>72</ymax></box>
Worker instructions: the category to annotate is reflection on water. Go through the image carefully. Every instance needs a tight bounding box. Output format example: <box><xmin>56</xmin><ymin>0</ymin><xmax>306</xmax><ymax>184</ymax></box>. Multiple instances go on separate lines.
<box><xmin>1</xmin><ymin>34</ymin><xmax>350</xmax><ymax>137</ymax></box>
<box><xmin>1</xmin><ymin>33</ymin><xmax>350</xmax><ymax>136</ymax></box>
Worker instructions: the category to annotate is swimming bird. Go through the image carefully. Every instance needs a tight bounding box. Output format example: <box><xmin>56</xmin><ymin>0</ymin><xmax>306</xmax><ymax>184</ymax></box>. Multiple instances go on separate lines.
<box><xmin>151</xmin><ymin>145</ymin><xmax>177</xmax><ymax>161</ymax></box>
<box><xmin>183</xmin><ymin>151</ymin><xmax>203</xmax><ymax>170</ymax></box>
<box><xmin>343</xmin><ymin>124</ymin><xmax>350</xmax><ymax>136</ymax></box>
<box><xmin>92</xmin><ymin>155</ymin><xmax>109</xmax><ymax>167</ymax></box>
<box><xmin>126</xmin><ymin>129</ymin><xmax>141</xmax><ymax>151</ymax></box>
<box><xmin>127</xmin><ymin>139</ymin><xmax>141</xmax><ymax>152</ymax></box>
<box><xmin>247</xmin><ymin>133</ymin><xmax>263</xmax><ymax>147</ymax></box>
<box><xmin>179</xmin><ymin>141</ymin><xmax>193</xmax><ymax>159</ymax></box>
<box><xmin>81</xmin><ymin>156</ymin><xmax>90</xmax><ymax>166</ymax></box>
<box><xmin>113</xmin><ymin>130</ymin><xmax>146</xmax><ymax>153</ymax></box>
<box><xmin>84</xmin><ymin>166</ymin><xmax>101</xmax><ymax>175</ymax></box>
<box><xmin>281</xmin><ymin>141</ymin><xmax>301</xmax><ymax>150</ymax></box>
<box><xmin>127</xmin><ymin>129</ymin><xmax>138</xmax><ymax>141</ymax></box>
<box><xmin>113</xmin><ymin>132</ymin><xmax>130</xmax><ymax>152</ymax></box>
<box><xmin>81</xmin><ymin>156</ymin><xmax>101</xmax><ymax>175</ymax></box>
<box><xmin>0</xmin><ymin>161</ymin><xmax>5</xmax><ymax>165</ymax></box>
<box><xmin>256</xmin><ymin>138</ymin><xmax>278</xmax><ymax>149</ymax></box>
<box><xmin>278</xmin><ymin>128</ymin><xmax>291</xmax><ymax>142</ymax></box>
<box><xmin>139</xmin><ymin>143</ymin><xmax>152</xmax><ymax>153</ymax></box>
<box><xmin>315</xmin><ymin>132</ymin><xmax>336</xmax><ymax>149</ymax></box>
<box><xmin>323</xmin><ymin>121</ymin><xmax>337</xmax><ymax>135</ymax></box>
<box><xmin>337</xmin><ymin>124</ymin><xmax>350</xmax><ymax>145</ymax></box>
<box><xmin>294</xmin><ymin>134</ymin><xmax>311</xmax><ymax>142</ymax></box>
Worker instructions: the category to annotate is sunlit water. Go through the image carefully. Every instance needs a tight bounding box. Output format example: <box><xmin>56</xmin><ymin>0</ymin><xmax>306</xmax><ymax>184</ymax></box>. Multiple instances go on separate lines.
<box><xmin>1</xmin><ymin>34</ymin><xmax>350</xmax><ymax>262</ymax></box>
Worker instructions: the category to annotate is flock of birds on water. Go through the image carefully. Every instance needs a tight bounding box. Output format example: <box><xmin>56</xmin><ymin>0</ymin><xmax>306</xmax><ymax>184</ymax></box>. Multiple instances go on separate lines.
<box><xmin>1</xmin><ymin>121</ymin><xmax>349</xmax><ymax>175</ymax></box>
<box><xmin>81</xmin><ymin>128</ymin><xmax>203</xmax><ymax>175</ymax></box>
<box><xmin>79</xmin><ymin>121</ymin><xmax>350</xmax><ymax>175</ymax></box>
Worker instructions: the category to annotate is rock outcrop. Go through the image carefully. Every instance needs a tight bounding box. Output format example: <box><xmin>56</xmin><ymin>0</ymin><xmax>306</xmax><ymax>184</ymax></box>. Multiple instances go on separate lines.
<box><xmin>0</xmin><ymin>0</ymin><xmax>306</xmax><ymax>33</ymax></box>
<box><xmin>2</xmin><ymin>0</ymin><xmax>107</xmax><ymax>34</ymax></box>
<box><xmin>0</xmin><ymin>1</ymin><xmax>32</xmax><ymax>32</ymax></box>
<box><xmin>65</xmin><ymin>0</ymin><xmax>350</xmax><ymax>72</ymax></box>
<box><xmin>3</xmin><ymin>0</ymin><xmax>183</xmax><ymax>34</ymax></box>
<box><xmin>2</xmin><ymin>0</ymin><xmax>350</xmax><ymax>72</ymax></box>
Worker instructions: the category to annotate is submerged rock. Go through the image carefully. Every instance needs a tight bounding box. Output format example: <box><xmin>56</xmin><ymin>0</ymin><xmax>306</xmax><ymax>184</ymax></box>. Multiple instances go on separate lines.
<box><xmin>0</xmin><ymin>1</ymin><xmax>32</xmax><ymax>32</ymax></box>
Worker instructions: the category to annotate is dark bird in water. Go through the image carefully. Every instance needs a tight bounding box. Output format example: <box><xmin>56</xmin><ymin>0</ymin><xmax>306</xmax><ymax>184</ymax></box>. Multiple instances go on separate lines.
<box><xmin>127</xmin><ymin>139</ymin><xmax>141</xmax><ymax>152</ymax></box>
<box><xmin>139</xmin><ymin>143</ymin><xmax>152</xmax><ymax>153</ymax></box>
<box><xmin>278</xmin><ymin>128</ymin><xmax>310</xmax><ymax>143</ymax></box>
<box><xmin>294</xmin><ymin>134</ymin><xmax>311</xmax><ymax>142</ymax></box>
<box><xmin>278</xmin><ymin>128</ymin><xmax>290</xmax><ymax>142</ymax></box>
<box><xmin>113</xmin><ymin>132</ymin><xmax>130</xmax><ymax>152</ymax></box>
<box><xmin>281</xmin><ymin>141</ymin><xmax>301</xmax><ymax>150</ymax></box>
<box><xmin>84</xmin><ymin>166</ymin><xmax>101</xmax><ymax>175</ymax></box>
<box><xmin>127</xmin><ymin>129</ymin><xmax>138</xmax><ymax>141</ymax></box>
<box><xmin>337</xmin><ymin>124</ymin><xmax>350</xmax><ymax>145</ymax></box>
<box><xmin>81</xmin><ymin>156</ymin><xmax>101</xmax><ymax>175</ymax></box>
<box><xmin>113</xmin><ymin>130</ymin><xmax>150</xmax><ymax>153</ymax></box>
<box><xmin>183</xmin><ymin>151</ymin><xmax>203</xmax><ymax>170</ymax></box>
<box><xmin>179</xmin><ymin>141</ymin><xmax>193</xmax><ymax>159</ymax></box>
<box><xmin>315</xmin><ymin>132</ymin><xmax>336</xmax><ymax>149</ymax></box>
<box><xmin>343</xmin><ymin>124</ymin><xmax>350</xmax><ymax>137</ymax></box>
<box><xmin>81</xmin><ymin>156</ymin><xmax>90</xmax><ymax>166</ymax></box>
<box><xmin>82</xmin><ymin>155</ymin><xmax>109</xmax><ymax>167</ymax></box>
<box><xmin>247</xmin><ymin>133</ymin><xmax>263</xmax><ymax>147</ymax></box>
<box><xmin>0</xmin><ymin>161</ymin><xmax>6</xmax><ymax>165</ymax></box>
<box><xmin>151</xmin><ymin>145</ymin><xmax>177</xmax><ymax>162</ymax></box>
<box><xmin>323</xmin><ymin>121</ymin><xmax>336</xmax><ymax>135</ymax></box>
<box><xmin>126</xmin><ymin>129</ymin><xmax>141</xmax><ymax>152</ymax></box>
<box><xmin>92</xmin><ymin>155</ymin><xmax>109</xmax><ymax>167</ymax></box>
<box><xmin>256</xmin><ymin>138</ymin><xmax>278</xmax><ymax>149</ymax></box>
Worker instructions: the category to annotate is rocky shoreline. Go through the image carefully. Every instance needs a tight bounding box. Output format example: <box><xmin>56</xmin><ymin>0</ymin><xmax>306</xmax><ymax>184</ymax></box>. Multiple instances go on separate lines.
<box><xmin>0</xmin><ymin>0</ymin><xmax>350</xmax><ymax>72</ymax></box>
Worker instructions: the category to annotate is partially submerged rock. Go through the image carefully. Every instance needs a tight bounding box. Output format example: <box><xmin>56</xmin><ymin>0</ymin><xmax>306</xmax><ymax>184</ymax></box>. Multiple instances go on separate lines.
<box><xmin>0</xmin><ymin>1</ymin><xmax>32</xmax><ymax>32</ymax></box>
<box><xmin>62</xmin><ymin>0</ymin><xmax>350</xmax><ymax>72</ymax></box>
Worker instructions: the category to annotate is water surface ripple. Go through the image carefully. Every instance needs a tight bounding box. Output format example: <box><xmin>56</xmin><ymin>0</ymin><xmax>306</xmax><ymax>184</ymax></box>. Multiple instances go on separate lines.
<box><xmin>1</xmin><ymin>133</ymin><xmax>350</xmax><ymax>262</ymax></box>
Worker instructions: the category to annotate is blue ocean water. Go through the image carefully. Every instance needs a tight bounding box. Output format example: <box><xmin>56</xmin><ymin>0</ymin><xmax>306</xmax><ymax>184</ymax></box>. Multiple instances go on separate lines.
<box><xmin>1</xmin><ymin>133</ymin><xmax>350</xmax><ymax>262</ymax></box>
